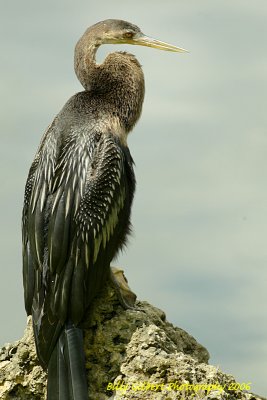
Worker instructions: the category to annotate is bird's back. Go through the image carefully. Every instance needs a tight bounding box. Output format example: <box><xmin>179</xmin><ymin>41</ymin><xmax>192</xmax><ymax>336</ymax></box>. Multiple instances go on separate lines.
<box><xmin>23</xmin><ymin>91</ymin><xmax>136</xmax><ymax>366</ymax></box>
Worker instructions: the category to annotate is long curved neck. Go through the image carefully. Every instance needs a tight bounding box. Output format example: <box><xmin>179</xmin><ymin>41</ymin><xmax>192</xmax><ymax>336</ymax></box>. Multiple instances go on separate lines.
<box><xmin>74</xmin><ymin>29</ymin><xmax>145</xmax><ymax>133</ymax></box>
<box><xmin>74</xmin><ymin>29</ymin><xmax>99</xmax><ymax>91</ymax></box>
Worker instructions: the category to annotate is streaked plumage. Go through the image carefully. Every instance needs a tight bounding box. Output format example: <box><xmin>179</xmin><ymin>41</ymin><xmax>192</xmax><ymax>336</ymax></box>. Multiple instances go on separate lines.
<box><xmin>22</xmin><ymin>19</ymin><xmax>185</xmax><ymax>400</ymax></box>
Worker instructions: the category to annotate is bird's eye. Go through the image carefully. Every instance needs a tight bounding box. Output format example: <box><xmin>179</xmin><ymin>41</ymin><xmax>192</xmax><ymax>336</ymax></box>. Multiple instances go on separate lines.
<box><xmin>124</xmin><ymin>31</ymin><xmax>134</xmax><ymax>39</ymax></box>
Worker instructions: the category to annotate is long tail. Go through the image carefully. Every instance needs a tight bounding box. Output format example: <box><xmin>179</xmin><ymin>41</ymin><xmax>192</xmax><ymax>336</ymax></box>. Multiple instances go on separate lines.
<box><xmin>47</xmin><ymin>324</ymin><xmax>88</xmax><ymax>400</ymax></box>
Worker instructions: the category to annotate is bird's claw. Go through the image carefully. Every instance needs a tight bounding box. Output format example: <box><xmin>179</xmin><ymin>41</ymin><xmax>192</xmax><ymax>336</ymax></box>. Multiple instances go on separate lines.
<box><xmin>110</xmin><ymin>266</ymin><xmax>137</xmax><ymax>310</ymax></box>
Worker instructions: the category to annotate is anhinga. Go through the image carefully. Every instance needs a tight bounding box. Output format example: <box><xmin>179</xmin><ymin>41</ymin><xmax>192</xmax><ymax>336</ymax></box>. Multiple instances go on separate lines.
<box><xmin>22</xmin><ymin>19</ymin><xmax>186</xmax><ymax>399</ymax></box>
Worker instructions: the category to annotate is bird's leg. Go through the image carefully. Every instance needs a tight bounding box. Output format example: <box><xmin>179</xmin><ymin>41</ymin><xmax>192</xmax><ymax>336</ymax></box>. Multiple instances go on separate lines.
<box><xmin>110</xmin><ymin>266</ymin><xmax>137</xmax><ymax>309</ymax></box>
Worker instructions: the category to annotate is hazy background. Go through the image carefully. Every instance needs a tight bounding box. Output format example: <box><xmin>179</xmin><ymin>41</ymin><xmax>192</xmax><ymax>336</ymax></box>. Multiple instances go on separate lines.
<box><xmin>1</xmin><ymin>0</ymin><xmax>267</xmax><ymax>395</ymax></box>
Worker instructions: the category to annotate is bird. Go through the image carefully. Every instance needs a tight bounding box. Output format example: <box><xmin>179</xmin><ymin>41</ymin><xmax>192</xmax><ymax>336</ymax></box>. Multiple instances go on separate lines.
<box><xmin>22</xmin><ymin>19</ymin><xmax>186</xmax><ymax>400</ymax></box>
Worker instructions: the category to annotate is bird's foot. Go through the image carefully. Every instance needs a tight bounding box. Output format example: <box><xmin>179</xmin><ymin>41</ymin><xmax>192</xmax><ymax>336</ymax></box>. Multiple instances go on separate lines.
<box><xmin>110</xmin><ymin>266</ymin><xmax>137</xmax><ymax>310</ymax></box>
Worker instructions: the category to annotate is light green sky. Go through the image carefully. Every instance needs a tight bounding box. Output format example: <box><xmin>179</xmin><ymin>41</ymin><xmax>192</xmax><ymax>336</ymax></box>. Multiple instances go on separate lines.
<box><xmin>1</xmin><ymin>0</ymin><xmax>267</xmax><ymax>395</ymax></box>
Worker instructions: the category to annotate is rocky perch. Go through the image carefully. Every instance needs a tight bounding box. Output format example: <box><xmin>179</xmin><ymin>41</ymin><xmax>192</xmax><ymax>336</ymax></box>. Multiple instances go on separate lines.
<box><xmin>0</xmin><ymin>271</ymin><xmax>265</xmax><ymax>400</ymax></box>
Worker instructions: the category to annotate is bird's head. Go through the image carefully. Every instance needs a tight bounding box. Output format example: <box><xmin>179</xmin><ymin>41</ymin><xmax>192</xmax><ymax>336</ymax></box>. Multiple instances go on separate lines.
<box><xmin>89</xmin><ymin>19</ymin><xmax>187</xmax><ymax>53</ymax></box>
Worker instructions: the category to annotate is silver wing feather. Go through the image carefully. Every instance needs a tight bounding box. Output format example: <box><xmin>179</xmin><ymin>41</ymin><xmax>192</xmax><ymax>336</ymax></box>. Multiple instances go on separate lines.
<box><xmin>23</xmin><ymin>122</ymin><xmax>132</xmax><ymax>365</ymax></box>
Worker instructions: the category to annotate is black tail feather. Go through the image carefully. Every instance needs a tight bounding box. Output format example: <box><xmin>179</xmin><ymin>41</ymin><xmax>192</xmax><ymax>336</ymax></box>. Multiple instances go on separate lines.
<box><xmin>47</xmin><ymin>325</ymin><xmax>88</xmax><ymax>400</ymax></box>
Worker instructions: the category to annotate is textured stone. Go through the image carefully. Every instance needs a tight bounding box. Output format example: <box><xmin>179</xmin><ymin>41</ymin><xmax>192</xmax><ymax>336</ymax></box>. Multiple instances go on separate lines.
<box><xmin>0</xmin><ymin>279</ymin><xmax>265</xmax><ymax>400</ymax></box>
<box><xmin>0</xmin><ymin>318</ymin><xmax>46</xmax><ymax>399</ymax></box>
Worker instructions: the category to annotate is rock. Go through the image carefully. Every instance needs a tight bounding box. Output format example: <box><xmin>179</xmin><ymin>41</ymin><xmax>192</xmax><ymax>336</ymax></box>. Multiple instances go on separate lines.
<box><xmin>0</xmin><ymin>277</ymin><xmax>265</xmax><ymax>400</ymax></box>
<box><xmin>0</xmin><ymin>318</ymin><xmax>46</xmax><ymax>400</ymax></box>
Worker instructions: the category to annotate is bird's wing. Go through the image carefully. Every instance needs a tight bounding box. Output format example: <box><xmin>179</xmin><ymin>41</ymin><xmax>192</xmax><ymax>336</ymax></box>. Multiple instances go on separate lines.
<box><xmin>47</xmin><ymin>131</ymin><xmax>129</xmax><ymax>325</ymax></box>
<box><xmin>23</xmin><ymin>127</ymin><xmax>131</xmax><ymax>366</ymax></box>
<box><xmin>22</xmin><ymin>123</ymin><xmax>58</xmax><ymax>315</ymax></box>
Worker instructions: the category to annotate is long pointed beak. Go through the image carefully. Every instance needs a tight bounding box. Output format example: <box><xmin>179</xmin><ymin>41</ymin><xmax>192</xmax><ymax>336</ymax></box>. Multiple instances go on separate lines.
<box><xmin>132</xmin><ymin>33</ymin><xmax>188</xmax><ymax>53</ymax></box>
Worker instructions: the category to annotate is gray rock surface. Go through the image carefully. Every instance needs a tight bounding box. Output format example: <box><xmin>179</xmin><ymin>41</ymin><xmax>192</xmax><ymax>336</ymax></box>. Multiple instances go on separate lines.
<box><xmin>0</xmin><ymin>279</ymin><xmax>265</xmax><ymax>400</ymax></box>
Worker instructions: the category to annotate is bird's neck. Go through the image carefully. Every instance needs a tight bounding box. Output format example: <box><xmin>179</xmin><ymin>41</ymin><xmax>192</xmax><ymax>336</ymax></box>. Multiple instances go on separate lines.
<box><xmin>74</xmin><ymin>33</ymin><xmax>145</xmax><ymax>134</ymax></box>
<box><xmin>74</xmin><ymin>33</ymin><xmax>98</xmax><ymax>90</ymax></box>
